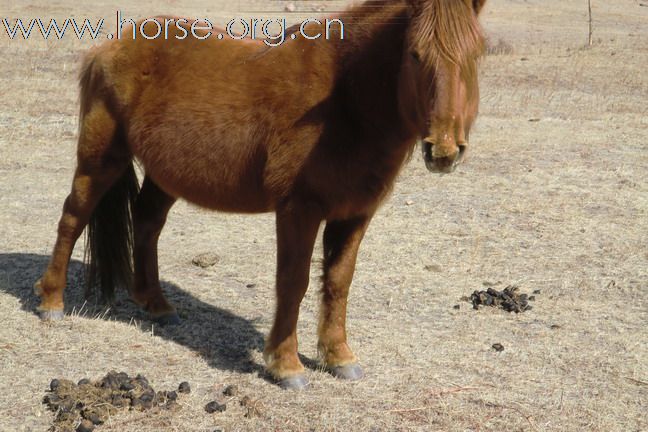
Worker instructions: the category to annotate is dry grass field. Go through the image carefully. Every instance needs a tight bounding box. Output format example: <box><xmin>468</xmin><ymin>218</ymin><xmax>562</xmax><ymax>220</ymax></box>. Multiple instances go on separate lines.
<box><xmin>0</xmin><ymin>0</ymin><xmax>646</xmax><ymax>431</ymax></box>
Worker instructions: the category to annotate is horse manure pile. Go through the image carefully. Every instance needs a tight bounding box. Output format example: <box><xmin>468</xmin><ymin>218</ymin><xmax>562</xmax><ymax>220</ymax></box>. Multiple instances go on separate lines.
<box><xmin>468</xmin><ymin>285</ymin><xmax>536</xmax><ymax>313</ymax></box>
<box><xmin>43</xmin><ymin>372</ymin><xmax>186</xmax><ymax>432</ymax></box>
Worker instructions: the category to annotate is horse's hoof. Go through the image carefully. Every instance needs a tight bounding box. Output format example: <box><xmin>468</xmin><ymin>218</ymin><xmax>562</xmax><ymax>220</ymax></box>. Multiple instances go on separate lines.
<box><xmin>39</xmin><ymin>310</ymin><xmax>64</xmax><ymax>321</ymax></box>
<box><xmin>152</xmin><ymin>312</ymin><xmax>181</xmax><ymax>326</ymax></box>
<box><xmin>278</xmin><ymin>375</ymin><xmax>309</xmax><ymax>390</ymax></box>
<box><xmin>329</xmin><ymin>363</ymin><xmax>364</xmax><ymax>381</ymax></box>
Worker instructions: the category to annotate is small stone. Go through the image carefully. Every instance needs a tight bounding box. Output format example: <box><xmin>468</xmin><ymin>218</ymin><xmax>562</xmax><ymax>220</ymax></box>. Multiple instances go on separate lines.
<box><xmin>111</xmin><ymin>395</ymin><xmax>128</xmax><ymax>408</ymax></box>
<box><xmin>139</xmin><ymin>391</ymin><xmax>155</xmax><ymax>403</ymax></box>
<box><xmin>120</xmin><ymin>381</ymin><xmax>135</xmax><ymax>391</ymax></box>
<box><xmin>478</xmin><ymin>293</ymin><xmax>489</xmax><ymax>304</ymax></box>
<box><xmin>58</xmin><ymin>398</ymin><xmax>75</xmax><ymax>413</ymax></box>
<box><xmin>192</xmin><ymin>253</ymin><xmax>220</xmax><ymax>268</ymax></box>
<box><xmin>139</xmin><ymin>399</ymin><xmax>154</xmax><ymax>410</ymax></box>
<box><xmin>285</xmin><ymin>2</ymin><xmax>296</xmax><ymax>12</ymax></box>
<box><xmin>50</xmin><ymin>379</ymin><xmax>61</xmax><ymax>392</ymax></box>
<box><xmin>43</xmin><ymin>393</ymin><xmax>60</xmax><ymax>406</ymax></box>
<box><xmin>550</xmin><ymin>324</ymin><xmax>561</xmax><ymax>330</ymax></box>
<box><xmin>533</xmin><ymin>289</ymin><xmax>541</xmax><ymax>294</ymax></box>
<box><xmin>165</xmin><ymin>399</ymin><xmax>178</xmax><ymax>410</ymax></box>
<box><xmin>223</xmin><ymin>385</ymin><xmax>239</xmax><ymax>396</ymax></box>
<box><xmin>135</xmin><ymin>374</ymin><xmax>149</xmax><ymax>385</ymax></box>
<box><xmin>77</xmin><ymin>378</ymin><xmax>91</xmax><ymax>386</ymax></box>
<box><xmin>56</xmin><ymin>410</ymin><xmax>76</xmax><ymax>423</ymax></box>
<box><xmin>100</xmin><ymin>373</ymin><xmax>120</xmax><ymax>390</ymax></box>
<box><xmin>76</xmin><ymin>420</ymin><xmax>95</xmax><ymax>432</ymax></box>
<box><xmin>165</xmin><ymin>390</ymin><xmax>178</xmax><ymax>401</ymax></box>
<box><xmin>453</xmin><ymin>304</ymin><xmax>460</xmax><ymax>310</ymax></box>
<box><xmin>205</xmin><ymin>401</ymin><xmax>227</xmax><ymax>413</ymax></box>
<box><xmin>528</xmin><ymin>296</ymin><xmax>536</xmax><ymax>301</ymax></box>
<box><xmin>130</xmin><ymin>398</ymin><xmax>144</xmax><ymax>411</ymax></box>
<box><xmin>81</xmin><ymin>410</ymin><xmax>102</xmax><ymax>425</ymax></box>
<box><xmin>246</xmin><ymin>283</ymin><xmax>256</xmax><ymax>289</ymax></box>
<box><xmin>156</xmin><ymin>391</ymin><xmax>167</xmax><ymax>403</ymax></box>
<box><xmin>492</xmin><ymin>343</ymin><xmax>504</xmax><ymax>352</ymax></box>
<box><xmin>405</xmin><ymin>200</ymin><xmax>414</xmax><ymax>206</ymax></box>
<box><xmin>424</xmin><ymin>264</ymin><xmax>442</xmax><ymax>272</ymax></box>
<box><xmin>178</xmin><ymin>381</ymin><xmax>191</xmax><ymax>394</ymax></box>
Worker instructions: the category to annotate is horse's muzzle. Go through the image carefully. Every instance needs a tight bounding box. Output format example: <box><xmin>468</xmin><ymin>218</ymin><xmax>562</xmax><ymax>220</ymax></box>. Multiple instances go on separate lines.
<box><xmin>422</xmin><ymin>141</ymin><xmax>466</xmax><ymax>174</ymax></box>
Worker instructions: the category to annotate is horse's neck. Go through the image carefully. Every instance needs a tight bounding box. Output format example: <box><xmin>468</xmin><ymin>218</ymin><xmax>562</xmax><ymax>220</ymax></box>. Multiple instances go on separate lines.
<box><xmin>330</xmin><ymin>4</ymin><xmax>415</xmax><ymax>152</ymax></box>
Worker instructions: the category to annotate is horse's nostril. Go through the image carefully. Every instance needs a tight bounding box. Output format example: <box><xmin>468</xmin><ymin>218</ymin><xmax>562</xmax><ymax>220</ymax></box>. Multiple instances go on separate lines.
<box><xmin>451</xmin><ymin>144</ymin><xmax>467</xmax><ymax>168</ymax></box>
<box><xmin>423</xmin><ymin>141</ymin><xmax>465</xmax><ymax>173</ymax></box>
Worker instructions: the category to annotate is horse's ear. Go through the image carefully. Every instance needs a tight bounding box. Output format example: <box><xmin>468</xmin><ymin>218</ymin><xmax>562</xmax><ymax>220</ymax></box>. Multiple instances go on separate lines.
<box><xmin>473</xmin><ymin>0</ymin><xmax>487</xmax><ymax>14</ymax></box>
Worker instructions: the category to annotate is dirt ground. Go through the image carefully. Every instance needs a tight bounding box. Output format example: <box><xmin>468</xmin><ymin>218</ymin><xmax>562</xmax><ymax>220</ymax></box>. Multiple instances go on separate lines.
<box><xmin>0</xmin><ymin>1</ymin><xmax>646</xmax><ymax>431</ymax></box>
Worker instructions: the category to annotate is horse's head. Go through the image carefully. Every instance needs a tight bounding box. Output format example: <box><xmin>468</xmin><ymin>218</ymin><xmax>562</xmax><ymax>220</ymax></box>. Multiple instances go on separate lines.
<box><xmin>399</xmin><ymin>0</ymin><xmax>486</xmax><ymax>173</ymax></box>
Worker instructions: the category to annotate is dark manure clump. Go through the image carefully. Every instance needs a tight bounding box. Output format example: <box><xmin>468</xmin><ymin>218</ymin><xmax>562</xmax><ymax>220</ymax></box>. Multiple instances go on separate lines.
<box><xmin>43</xmin><ymin>371</ymin><xmax>187</xmax><ymax>432</ymax></box>
<box><xmin>469</xmin><ymin>285</ymin><xmax>535</xmax><ymax>313</ymax></box>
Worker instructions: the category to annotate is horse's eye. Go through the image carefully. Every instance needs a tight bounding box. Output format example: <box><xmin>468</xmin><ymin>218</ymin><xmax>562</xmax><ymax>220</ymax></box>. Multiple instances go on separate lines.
<box><xmin>411</xmin><ymin>51</ymin><xmax>421</xmax><ymax>62</ymax></box>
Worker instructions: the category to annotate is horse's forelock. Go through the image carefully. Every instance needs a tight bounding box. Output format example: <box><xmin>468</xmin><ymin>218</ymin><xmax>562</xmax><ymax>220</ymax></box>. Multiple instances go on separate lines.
<box><xmin>409</xmin><ymin>0</ymin><xmax>485</xmax><ymax>72</ymax></box>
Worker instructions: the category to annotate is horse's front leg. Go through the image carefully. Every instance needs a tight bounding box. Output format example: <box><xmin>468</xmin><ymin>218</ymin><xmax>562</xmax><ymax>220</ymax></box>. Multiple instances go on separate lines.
<box><xmin>318</xmin><ymin>215</ymin><xmax>372</xmax><ymax>380</ymax></box>
<box><xmin>264</xmin><ymin>203</ymin><xmax>321</xmax><ymax>390</ymax></box>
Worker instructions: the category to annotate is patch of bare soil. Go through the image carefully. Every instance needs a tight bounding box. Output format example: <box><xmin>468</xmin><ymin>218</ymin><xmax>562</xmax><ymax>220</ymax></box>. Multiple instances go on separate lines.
<box><xmin>43</xmin><ymin>372</ymin><xmax>183</xmax><ymax>432</ymax></box>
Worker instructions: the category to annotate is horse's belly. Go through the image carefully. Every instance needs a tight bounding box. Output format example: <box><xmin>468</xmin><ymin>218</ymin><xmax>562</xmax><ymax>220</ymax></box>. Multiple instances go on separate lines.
<box><xmin>145</xmin><ymin>162</ymin><xmax>273</xmax><ymax>213</ymax></box>
<box><xmin>132</xmin><ymin>135</ymin><xmax>274</xmax><ymax>213</ymax></box>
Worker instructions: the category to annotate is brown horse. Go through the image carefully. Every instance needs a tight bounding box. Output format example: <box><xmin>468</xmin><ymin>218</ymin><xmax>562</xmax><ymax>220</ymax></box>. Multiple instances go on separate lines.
<box><xmin>35</xmin><ymin>0</ymin><xmax>486</xmax><ymax>389</ymax></box>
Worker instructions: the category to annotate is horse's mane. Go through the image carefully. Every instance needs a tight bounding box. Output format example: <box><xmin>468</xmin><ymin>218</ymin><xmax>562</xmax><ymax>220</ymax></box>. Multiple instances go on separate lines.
<box><xmin>328</xmin><ymin>0</ymin><xmax>484</xmax><ymax>75</ymax></box>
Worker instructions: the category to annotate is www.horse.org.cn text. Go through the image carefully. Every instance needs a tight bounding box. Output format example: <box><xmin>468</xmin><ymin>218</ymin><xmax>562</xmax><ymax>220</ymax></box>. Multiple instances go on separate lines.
<box><xmin>1</xmin><ymin>12</ymin><xmax>346</xmax><ymax>47</ymax></box>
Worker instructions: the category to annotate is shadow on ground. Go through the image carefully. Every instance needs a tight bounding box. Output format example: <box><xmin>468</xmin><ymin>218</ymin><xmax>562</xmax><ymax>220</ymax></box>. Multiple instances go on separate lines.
<box><xmin>0</xmin><ymin>253</ymin><xmax>268</xmax><ymax>376</ymax></box>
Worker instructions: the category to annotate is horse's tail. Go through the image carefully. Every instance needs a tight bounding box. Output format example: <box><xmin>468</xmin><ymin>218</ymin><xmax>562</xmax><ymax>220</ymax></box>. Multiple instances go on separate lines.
<box><xmin>80</xmin><ymin>49</ymin><xmax>141</xmax><ymax>301</ymax></box>
<box><xmin>84</xmin><ymin>164</ymin><xmax>139</xmax><ymax>301</ymax></box>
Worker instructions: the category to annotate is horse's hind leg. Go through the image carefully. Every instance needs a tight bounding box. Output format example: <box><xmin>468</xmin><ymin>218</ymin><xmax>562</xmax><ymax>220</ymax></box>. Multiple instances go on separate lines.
<box><xmin>35</xmin><ymin>103</ymin><xmax>130</xmax><ymax>319</ymax></box>
<box><xmin>131</xmin><ymin>176</ymin><xmax>178</xmax><ymax>324</ymax></box>
<box><xmin>318</xmin><ymin>215</ymin><xmax>372</xmax><ymax>380</ymax></box>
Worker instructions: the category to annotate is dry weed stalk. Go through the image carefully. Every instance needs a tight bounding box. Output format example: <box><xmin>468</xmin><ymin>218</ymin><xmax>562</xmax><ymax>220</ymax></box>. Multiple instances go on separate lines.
<box><xmin>588</xmin><ymin>0</ymin><xmax>593</xmax><ymax>46</ymax></box>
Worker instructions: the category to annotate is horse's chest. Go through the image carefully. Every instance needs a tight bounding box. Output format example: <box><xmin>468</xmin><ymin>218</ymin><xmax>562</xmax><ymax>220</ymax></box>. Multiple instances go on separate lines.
<box><xmin>318</xmin><ymin>165</ymin><xmax>397</xmax><ymax>219</ymax></box>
